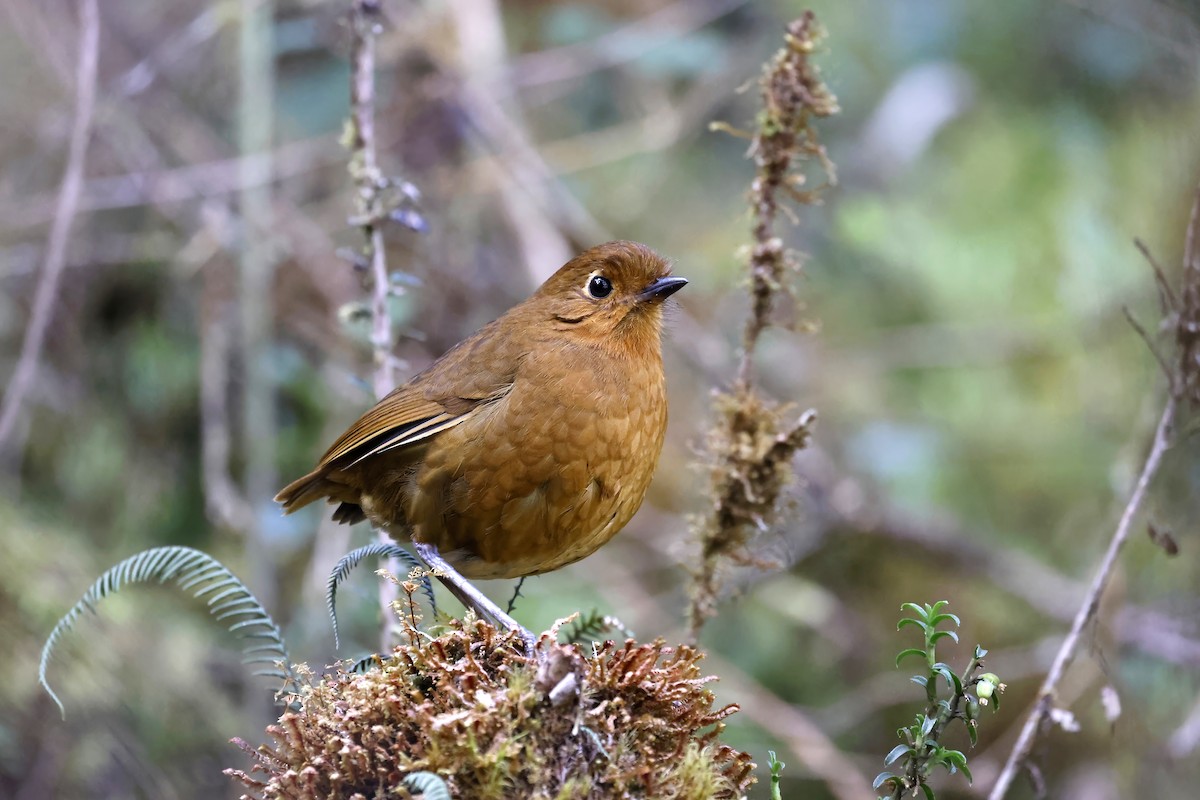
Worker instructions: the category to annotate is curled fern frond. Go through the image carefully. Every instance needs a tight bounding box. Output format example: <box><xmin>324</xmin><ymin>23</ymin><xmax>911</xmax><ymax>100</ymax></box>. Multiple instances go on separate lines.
<box><xmin>349</xmin><ymin>652</ymin><xmax>383</xmax><ymax>674</ymax></box>
<box><xmin>403</xmin><ymin>771</ymin><xmax>451</xmax><ymax>800</ymax></box>
<box><xmin>40</xmin><ymin>546</ymin><xmax>295</xmax><ymax>718</ymax></box>
<box><xmin>563</xmin><ymin>609</ymin><xmax>634</xmax><ymax>646</ymax></box>
<box><xmin>326</xmin><ymin>542</ymin><xmax>436</xmax><ymax>649</ymax></box>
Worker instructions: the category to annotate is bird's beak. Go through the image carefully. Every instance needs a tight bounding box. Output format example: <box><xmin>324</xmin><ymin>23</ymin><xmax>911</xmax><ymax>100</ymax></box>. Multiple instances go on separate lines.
<box><xmin>638</xmin><ymin>276</ymin><xmax>688</xmax><ymax>303</ymax></box>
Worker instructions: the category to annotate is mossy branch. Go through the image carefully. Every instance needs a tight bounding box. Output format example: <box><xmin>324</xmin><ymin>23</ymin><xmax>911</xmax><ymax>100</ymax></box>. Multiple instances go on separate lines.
<box><xmin>735</xmin><ymin>12</ymin><xmax>839</xmax><ymax>392</ymax></box>
<box><xmin>688</xmin><ymin>12</ymin><xmax>838</xmax><ymax>639</ymax></box>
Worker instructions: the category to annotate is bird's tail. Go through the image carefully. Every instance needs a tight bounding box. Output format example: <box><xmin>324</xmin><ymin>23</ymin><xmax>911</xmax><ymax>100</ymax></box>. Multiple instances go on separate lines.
<box><xmin>274</xmin><ymin>469</ymin><xmax>332</xmax><ymax>513</ymax></box>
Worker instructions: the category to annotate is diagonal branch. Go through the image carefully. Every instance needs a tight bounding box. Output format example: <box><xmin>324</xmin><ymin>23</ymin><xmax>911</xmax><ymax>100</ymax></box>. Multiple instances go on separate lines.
<box><xmin>0</xmin><ymin>0</ymin><xmax>99</xmax><ymax>452</ymax></box>
<box><xmin>987</xmin><ymin>396</ymin><xmax>1176</xmax><ymax>799</ymax></box>
<box><xmin>986</xmin><ymin>181</ymin><xmax>1200</xmax><ymax>796</ymax></box>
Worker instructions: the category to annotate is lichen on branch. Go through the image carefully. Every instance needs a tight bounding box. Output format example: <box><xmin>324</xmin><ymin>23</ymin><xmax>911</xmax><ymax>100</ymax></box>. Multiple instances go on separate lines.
<box><xmin>689</xmin><ymin>12</ymin><xmax>838</xmax><ymax>637</ymax></box>
<box><xmin>736</xmin><ymin>13</ymin><xmax>839</xmax><ymax>389</ymax></box>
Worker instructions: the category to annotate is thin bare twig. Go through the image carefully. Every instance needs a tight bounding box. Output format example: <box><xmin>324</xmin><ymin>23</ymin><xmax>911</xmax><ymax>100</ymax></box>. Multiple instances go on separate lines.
<box><xmin>1178</xmin><ymin>184</ymin><xmax>1200</xmax><ymax>405</ymax></box>
<box><xmin>0</xmin><ymin>0</ymin><xmax>99</xmax><ymax>452</ymax></box>
<box><xmin>0</xmin><ymin>134</ymin><xmax>339</xmax><ymax>231</ymax></box>
<box><xmin>348</xmin><ymin>4</ymin><xmax>395</xmax><ymax>400</ymax></box>
<box><xmin>996</xmin><ymin>196</ymin><xmax>1200</xmax><ymax>798</ymax></box>
<box><xmin>990</xmin><ymin>180</ymin><xmax>1200</xmax><ymax>798</ymax></box>
<box><xmin>987</xmin><ymin>396</ymin><xmax>1176</xmax><ymax>799</ymax></box>
<box><xmin>346</xmin><ymin>0</ymin><xmax>401</xmax><ymax>650</ymax></box>
<box><xmin>973</xmin><ymin>183</ymin><xmax>1200</xmax><ymax>796</ymax></box>
<box><xmin>508</xmin><ymin>0</ymin><xmax>751</xmax><ymax>92</ymax></box>
<box><xmin>1133</xmin><ymin>237</ymin><xmax>1178</xmax><ymax>315</ymax></box>
<box><xmin>1121</xmin><ymin>305</ymin><xmax>1176</xmax><ymax>390</ymax></box>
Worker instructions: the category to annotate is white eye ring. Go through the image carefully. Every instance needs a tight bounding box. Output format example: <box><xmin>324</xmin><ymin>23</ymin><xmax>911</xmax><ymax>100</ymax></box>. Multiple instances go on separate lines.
<box><xmin>586</xmin><ymin>273</ymin><xmax>613</xmax><ymax>299</ymax></box>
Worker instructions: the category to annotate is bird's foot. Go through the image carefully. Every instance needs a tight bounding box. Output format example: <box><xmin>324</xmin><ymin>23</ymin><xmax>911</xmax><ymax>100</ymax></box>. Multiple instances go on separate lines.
<box><xmin>413</xmin><ymin>542</ymin><xmax>538</xmax><ymax>655</ymax></box>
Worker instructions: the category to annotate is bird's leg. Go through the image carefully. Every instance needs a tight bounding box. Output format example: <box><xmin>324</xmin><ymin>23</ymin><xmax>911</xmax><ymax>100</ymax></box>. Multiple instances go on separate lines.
<box><xmin>413</xmin><ymin>541</ymin><xmax>537</xmax><ymax>654</ymax></box>
<box><xmin>506</xmin><ymin>576</ymin><xmax>527</xmax><ymax>614</ymax></box>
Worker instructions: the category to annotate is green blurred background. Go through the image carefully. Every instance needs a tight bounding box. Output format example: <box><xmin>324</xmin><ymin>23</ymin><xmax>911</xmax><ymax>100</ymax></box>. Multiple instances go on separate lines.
<box><xmin>2</xmin><ymin>0</ymin><xmax>1199</xmax><ymax>797</ymax></box>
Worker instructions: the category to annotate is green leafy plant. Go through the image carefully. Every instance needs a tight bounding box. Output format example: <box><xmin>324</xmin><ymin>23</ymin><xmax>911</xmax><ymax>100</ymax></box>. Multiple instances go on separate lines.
<box><xmin>768</xmin><ymin>749</ymin><xmax>785</xmax><ymax>800</ymax></box>
<box><xmin>873</xmin><ymin>601</ymin><xmax>1003</xmax><ymax>800</ymax></box>
<box><xmin>39</xmin><ymin>546</ymin><xmax>295</xmax><ymax>716</ymax></box>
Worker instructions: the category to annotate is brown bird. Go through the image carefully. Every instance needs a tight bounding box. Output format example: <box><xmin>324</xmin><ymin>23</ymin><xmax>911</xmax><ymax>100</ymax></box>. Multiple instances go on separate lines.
<box><xmin>276</xmin><ymin>241</ymin><xmax>685</xmax><ymax>632</ymax></box>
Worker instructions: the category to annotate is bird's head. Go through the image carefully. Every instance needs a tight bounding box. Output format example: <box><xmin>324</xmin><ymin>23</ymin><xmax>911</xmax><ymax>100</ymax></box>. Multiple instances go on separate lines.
<box><xmin>529</xmin><ymin>241</ymin><xmax>686</xmax><ymax>351</ymax></box>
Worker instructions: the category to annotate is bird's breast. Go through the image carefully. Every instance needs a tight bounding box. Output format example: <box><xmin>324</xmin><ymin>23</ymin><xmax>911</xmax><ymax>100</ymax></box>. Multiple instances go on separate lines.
<box><xmin>409</xmin><ymin>344</ymin><xmax>668</xmax><ymax>579</ymax></box>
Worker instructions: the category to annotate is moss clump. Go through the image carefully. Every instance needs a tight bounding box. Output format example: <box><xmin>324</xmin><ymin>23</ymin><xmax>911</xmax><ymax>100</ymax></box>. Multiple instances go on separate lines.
<box><xmin>688</xmin><ymin>389</ymin><xmax>815</xmax><ymax>630</ymax></box>
<box><xmin>688</xmin><ymin>12</ymin><xmax>834</xmax><ymax>637</ymax></box>
<box><xmin>228</xmin><ymin>616</ymin><xmax>755</xmax><ymax>799</ymax></box>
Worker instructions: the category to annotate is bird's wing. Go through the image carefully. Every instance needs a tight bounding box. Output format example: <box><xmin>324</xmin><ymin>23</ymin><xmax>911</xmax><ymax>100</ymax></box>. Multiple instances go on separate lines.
<box><xmin>317</xmin><ymin>316</ymin><xmax>521</xmax><ymax>470</ymax></box>
<box><xmin>318</xmin><ymin>392</ymin><xmax>472</xmax><ymax>469</ymax></box>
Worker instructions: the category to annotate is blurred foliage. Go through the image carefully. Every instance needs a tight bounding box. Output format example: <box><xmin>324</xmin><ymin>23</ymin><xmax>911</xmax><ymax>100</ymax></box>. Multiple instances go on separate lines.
<box><xmin>0</xmin><ymin>501</ymin><xmax>251</xmax><ymax>797</ymax></box>
<box><xmin>3</xmin><ymin>0</ymin><xmax>1200</xmax><ymax>798</ymax></box>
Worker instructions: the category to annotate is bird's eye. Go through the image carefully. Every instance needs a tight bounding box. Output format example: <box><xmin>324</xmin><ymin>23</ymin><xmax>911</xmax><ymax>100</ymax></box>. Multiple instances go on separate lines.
<box><xmin>587</xmin><ymin>275</ymin><xmax>613</xmax><ymax>299</ymax></box>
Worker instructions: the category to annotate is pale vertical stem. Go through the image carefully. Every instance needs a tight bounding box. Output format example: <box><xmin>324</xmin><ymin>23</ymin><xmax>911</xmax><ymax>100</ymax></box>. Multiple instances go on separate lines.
<box><xmin>238</xmin><ymin>0</ymin><xmax>277</xmax><ymax>610</ymax></box>
<box><xmin>348</xmin><ymin>0</ymin><xmax>400</xmax><ymax>649</ymax></box>
<box><xmin>348</xmin><ymin>2</ymin><xmax>395</xmax><ymax>397</ymax></box>
<box><xmin>0</xmin><ymin>0</ymin><xmax>99</xmax><ymax>453</ymax></box>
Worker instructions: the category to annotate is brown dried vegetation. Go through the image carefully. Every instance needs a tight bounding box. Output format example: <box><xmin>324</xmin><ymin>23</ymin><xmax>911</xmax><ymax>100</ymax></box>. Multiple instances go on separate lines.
<box><xmin>688</xmin><ymin>13</ymin><xmax>837</xmax><ymax>635</ymax></box>
<box><xmin>1176</xmin><ymin>190</ymin><xmax>1200</xmax><ymax>406</ymax></box>
<box><xmin>227</xmin><ymin>610</ymin><xmax>755</xmax><ymax>799</ymax></box>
